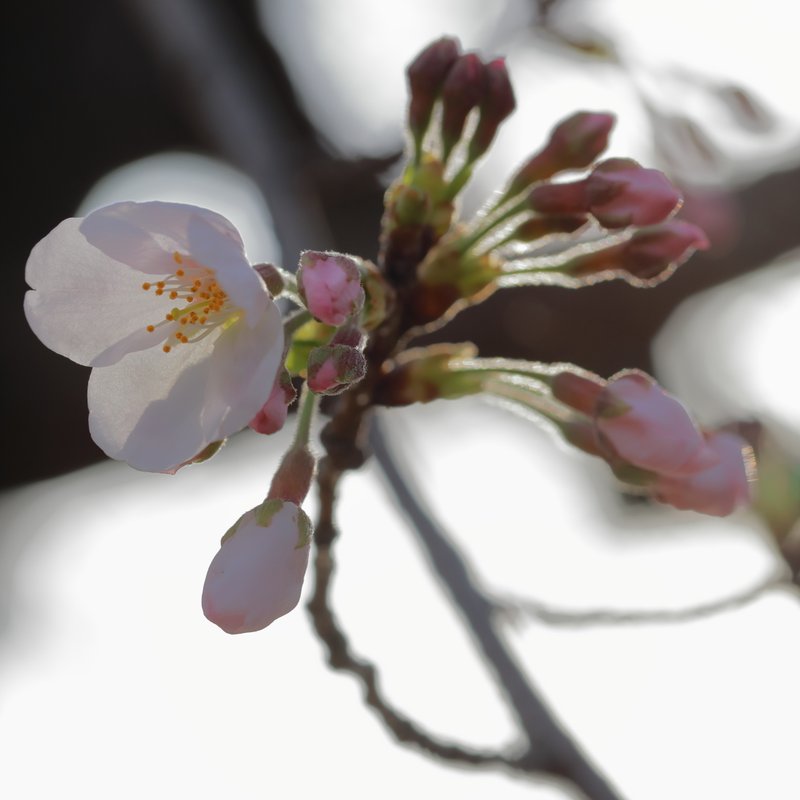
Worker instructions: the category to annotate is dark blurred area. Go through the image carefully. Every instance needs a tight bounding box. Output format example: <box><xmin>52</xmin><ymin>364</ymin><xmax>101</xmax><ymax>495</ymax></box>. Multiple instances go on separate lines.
<box><xmin>4</xmin><ymin>0</ymin><xmax>799</xmax><ymax>489</ymax></box>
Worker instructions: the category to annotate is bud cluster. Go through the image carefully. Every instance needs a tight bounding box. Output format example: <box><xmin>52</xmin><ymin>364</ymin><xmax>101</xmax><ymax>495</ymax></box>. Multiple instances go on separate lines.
<box><xmin>24</xmin><ymin>36</ymin><xmax>752</xmax><ymax>639</ymax></box>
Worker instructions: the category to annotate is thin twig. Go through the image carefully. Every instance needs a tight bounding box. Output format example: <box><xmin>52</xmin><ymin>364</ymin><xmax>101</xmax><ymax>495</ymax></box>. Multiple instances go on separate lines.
<box><xmin>492</xmin><ymin>570</ymin><xmax>792</xmax><ymax>628</ymax></box>
<box><xmin>369</xmin><ymin>417</ymin><xmax>626</xmax><ymax>800</ymax></box>
<box><xmin>306</xmin><ymin>456</ymin><xmax>523</xmax><ymax>770</ymax></box>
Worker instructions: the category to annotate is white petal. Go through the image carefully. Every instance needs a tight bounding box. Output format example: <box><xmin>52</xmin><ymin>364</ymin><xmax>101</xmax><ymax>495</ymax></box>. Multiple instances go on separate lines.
<box><xmin>25</xmin><ymin>218</ymin><xmax>175</xmax><ymax>367</ymax></box>
<box><xmin>189</xmin><ymin>212</ymin><xmax>268</xmax><ymax>325</ymax></box>
<box><xmin>87</xmin><ymin>302</ymin><xmax>283</xmax><ymax>472</ymax></box>
<box><xmin>79</xmin><ymin>201</ymin><xmax>246</xmax><ymax>276</ymax></box>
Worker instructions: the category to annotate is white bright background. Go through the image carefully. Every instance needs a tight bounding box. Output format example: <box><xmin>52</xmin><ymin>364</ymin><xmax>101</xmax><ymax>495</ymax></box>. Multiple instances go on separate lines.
<box><xmin>3</xmin><ymin>1</ymin><xmax>800</xmax><ymax>798</ymax></box>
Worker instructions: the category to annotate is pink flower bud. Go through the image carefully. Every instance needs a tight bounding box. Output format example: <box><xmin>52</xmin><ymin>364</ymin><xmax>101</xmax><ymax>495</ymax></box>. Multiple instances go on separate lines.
<box><xmin>202</xmin><ymin>500</ymin><xmax>312</xmax><ymax>634</ymax></box>
<box><xmin>564</xmin><ymin>219</ymin><xmax>709</xmax><ymax>283</ymax></box>
<box><xmin>440</xmin><ymin>53</ymin><xmax>487</xmax><ymax>158</ymax></box>
<box><xmin>595</xmin><ymin>371</ymin><xmax>717</xmax><ymax>476</ymax></box>
<box><xmin>654</xmin><ymin>431</ymin><xmax>753</xmax><ymax>516</ymax></box>
<box><xmin>306</xmin><ymin>344</ymin><xmax>367</xmax><ymax>395</ymax></box>
<box><xmin>249</xmin><ymin>369</ymin><xmax>297</xmax><ymax>435</ymax></box>
<box><xmin>622</xmin><ymin>220</ymin><xmax>709</xmax><ymax>279</ymax></box>
<box><xmin>507</xmin><ymin>111</ymin><xmax>615</xmax><ymax>196</ymax></box>
<box><xmin>585</xmin><ymin>159</ymin><xmax>682</xmax><ymax>228</ymax></box>
<box><xmin>527</xmin><ymin>179</ymin><xmax>590</xmax><ymax>215</ymax></box>
<box><xmin>407</xmin><ymin>36</ymin><xmax>461</xmax><ymax>141</ymax></box>
<box><xmin>469</xmin><ymin>57</ymin><xmax>516</xmax><ymax>159</ymax></box>
<box><xmin>297</xmin><ymin>250</ymin><xmax>365</xmax><ymax>327</ymax></box>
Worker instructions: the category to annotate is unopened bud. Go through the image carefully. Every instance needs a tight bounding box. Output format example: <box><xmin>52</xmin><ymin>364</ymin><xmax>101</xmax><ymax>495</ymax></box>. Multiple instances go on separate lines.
<box><xmin>202</xmin><ymin>500</ymin><xmax>312</xmax><ymax>634</ymax></box>
<box><xmin>440</xmin><ymin>53</ymin><xmax>487</xmax><ymax>159</ymax></box>
<box><xmin>468</xmin><ymin>57</ymin><xmax>516</xmax><ymax>160</ymax></box>
<box><xmin>622</xmin><ymin>220</ymin><xmax>709</xmax><ymax>279</ymax></box>
<box><xmin>507</xmin><ymin>111</ymin><xmax>615</xmax><ymax>197</ymax></box>
<box><xmin>653</xmin><ymin>431</ymin><xmax>753</xmax><ymax>517</ymax></box>
<box><xmin>585</xmin><ymin>158</ymin><xmax>682</xmax><ymax>228</ymax></box>
<box><xmin>253</xmin><ymin>263</ymin><xmax>285</xmax><ymax>297</ymax></box>
<box><xmin>595</xmin><ymin>371</ymin><xmax>715</xmax><ymax>476</ymax></box>
<box><xmin>527</xmin><ymin>180</ymin><xmax>590</xmax><ymax>215</ymax></box>
<box><xmin>407</xmin><ymin>36</ymin><xmax>461</xmax><ymax>142</ymax></box>
<box><xmin>564</xmin><ymin>219</ymin><xmax>709</xmax><ymax>282</ymax></box>
<box><xmin>307</xmin><ymin>344</ymin><xmax>367</xmax><ymax>395</ymax></box>
<box><xmin>297</xmin><ymin>250</ymin><xmax>365</xmax><ymax>327</ymax></box>
<box><xmin>249</xmin><ymin>369</ymin><xmax>297</xmax><ymax>436</ymax></box>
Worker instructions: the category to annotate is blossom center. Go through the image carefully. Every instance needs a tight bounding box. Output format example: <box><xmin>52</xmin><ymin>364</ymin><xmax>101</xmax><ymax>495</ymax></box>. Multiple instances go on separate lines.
<box><xmin>142</xmin><ymin>252</ymin><xmax>236</xmax><ymax>353</ymax></box>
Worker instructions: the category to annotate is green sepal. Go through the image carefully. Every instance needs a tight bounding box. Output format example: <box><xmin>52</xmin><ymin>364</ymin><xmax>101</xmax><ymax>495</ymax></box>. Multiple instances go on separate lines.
<box><xmin>285</xmin><ymin>319</ymin><xmax>336</xmax><ymax>376</ymax></box>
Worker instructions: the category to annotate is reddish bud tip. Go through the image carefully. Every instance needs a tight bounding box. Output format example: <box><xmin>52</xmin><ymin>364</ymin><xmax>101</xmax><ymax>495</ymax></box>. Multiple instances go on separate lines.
<box><xmin>469</xmin><ymin>57</ymin><xmax>516</xmax><ymax>158</ymax></box>
<box><xmin>440</xmin><ymin>53</ymin><xmax>487</xmax><ymax>155</ymax></box>
<box><xmin>307</xmin><ymin>344</ymin><xmax>367</xmax><ymax>396</ymax></box>
<box><xmin>623</xmin><ymin>220</ymin><xmax>709</xmax><ymax>279</ymax></box>
<box><xmin>586</xmin><ymin>158</ymin><xmax>682</xmax><ymax>228</ymax></box>
<box><xmin>249</xmin><ymin>369</ymin><xmax>297</xmax><ymax>436</ymax></box>
<box><xmin>407</xmin><ymin>37</ymin><xmax>462</xmax><ymax>138</ymax></box>
<box><xmin>508</xmin><ymin>111</ymin><xmax>615</xmax><ymax>196</ymax></box>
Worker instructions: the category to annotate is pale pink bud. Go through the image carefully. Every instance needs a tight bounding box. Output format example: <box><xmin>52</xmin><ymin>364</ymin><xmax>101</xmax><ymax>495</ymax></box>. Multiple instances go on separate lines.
<box><xmin>507</xmin><ymin>111</ymin><xmax>615</xmax><ymax>196</ymax></box>
<box><xmin>297</xmin><ymin>251</ymin><xmax>365</xmax><ymax>327</ymax></box>
<box><xmin>595</xmin><ymin>371</ymin><xmax>717</xmax><ymax>476</ymax></box>
<box><xmin>654</xmin><ymin>431</ymin><xmax>753</xmax><ymax>516</ymax></box>
<box><xmin>586</xmin><ymin>158</ymin><xmax>682</xmax><ymax>228</ymax></box>
<box><xmin>249</xmin><ymin>369</ymin><xmax>297</xmax><ymax>435</ymax></box>
<box><xmin>307</xmin><ymin>344</ymin><xmax>367</xmax><ymax>395</ymax></box>
<box><xmin>202</xmin><ymin>500</ymin><xmax>313</xmax><ymax>634</ymax></box>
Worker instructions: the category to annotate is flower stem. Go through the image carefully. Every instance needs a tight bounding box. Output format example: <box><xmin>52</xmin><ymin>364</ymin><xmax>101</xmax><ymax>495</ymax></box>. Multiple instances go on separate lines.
<box><xmin>458</xmin><ymin>198</ymin><xmax>528</xmax><ymax>253</ymax></box>
<box><xmin>293</xmin><ymin>381</ymin><xmax>319</xmax><ymax>448</ymax></box>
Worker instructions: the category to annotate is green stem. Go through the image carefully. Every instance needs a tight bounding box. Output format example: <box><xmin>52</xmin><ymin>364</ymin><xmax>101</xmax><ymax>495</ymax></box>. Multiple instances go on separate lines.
<box><xmin>451</xmin><ymin>358</ymin><xmax>557</xmax><ymax>387</ymax></box>
<box><xmin>293</xmin><ymin>382</ymin><xmax>319</xmax><ymax>448</ymax></box>
<box><xmin>482</xmin><ymin>376</ymin><xmax>577</xmax><ymax>425</ymax></box>
<box><xmin>458</xmin><ymin>198</ymin><xmax>528</xmax><ymax>253</ymax></box>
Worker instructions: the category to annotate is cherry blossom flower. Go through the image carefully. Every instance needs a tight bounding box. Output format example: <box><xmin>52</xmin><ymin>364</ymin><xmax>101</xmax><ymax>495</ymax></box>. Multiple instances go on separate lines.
<box><xmin>202</xmin><ymin>500</ymin><xmax>312</xmax><ymax>634</ymax></box>
<box><xmin>24</xmin><ymin>201</ymin><xmax>283</xmax><ymax>472</ymax></box>
<box><xmin>654</xmin><ymin>431</ymin><xmax>754</xmax><ymax>516</ymax></box>
<box><xmin>595</xmin><ymin>371</ymin><xmax>717</xmax><ymax>476</ymax></box>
